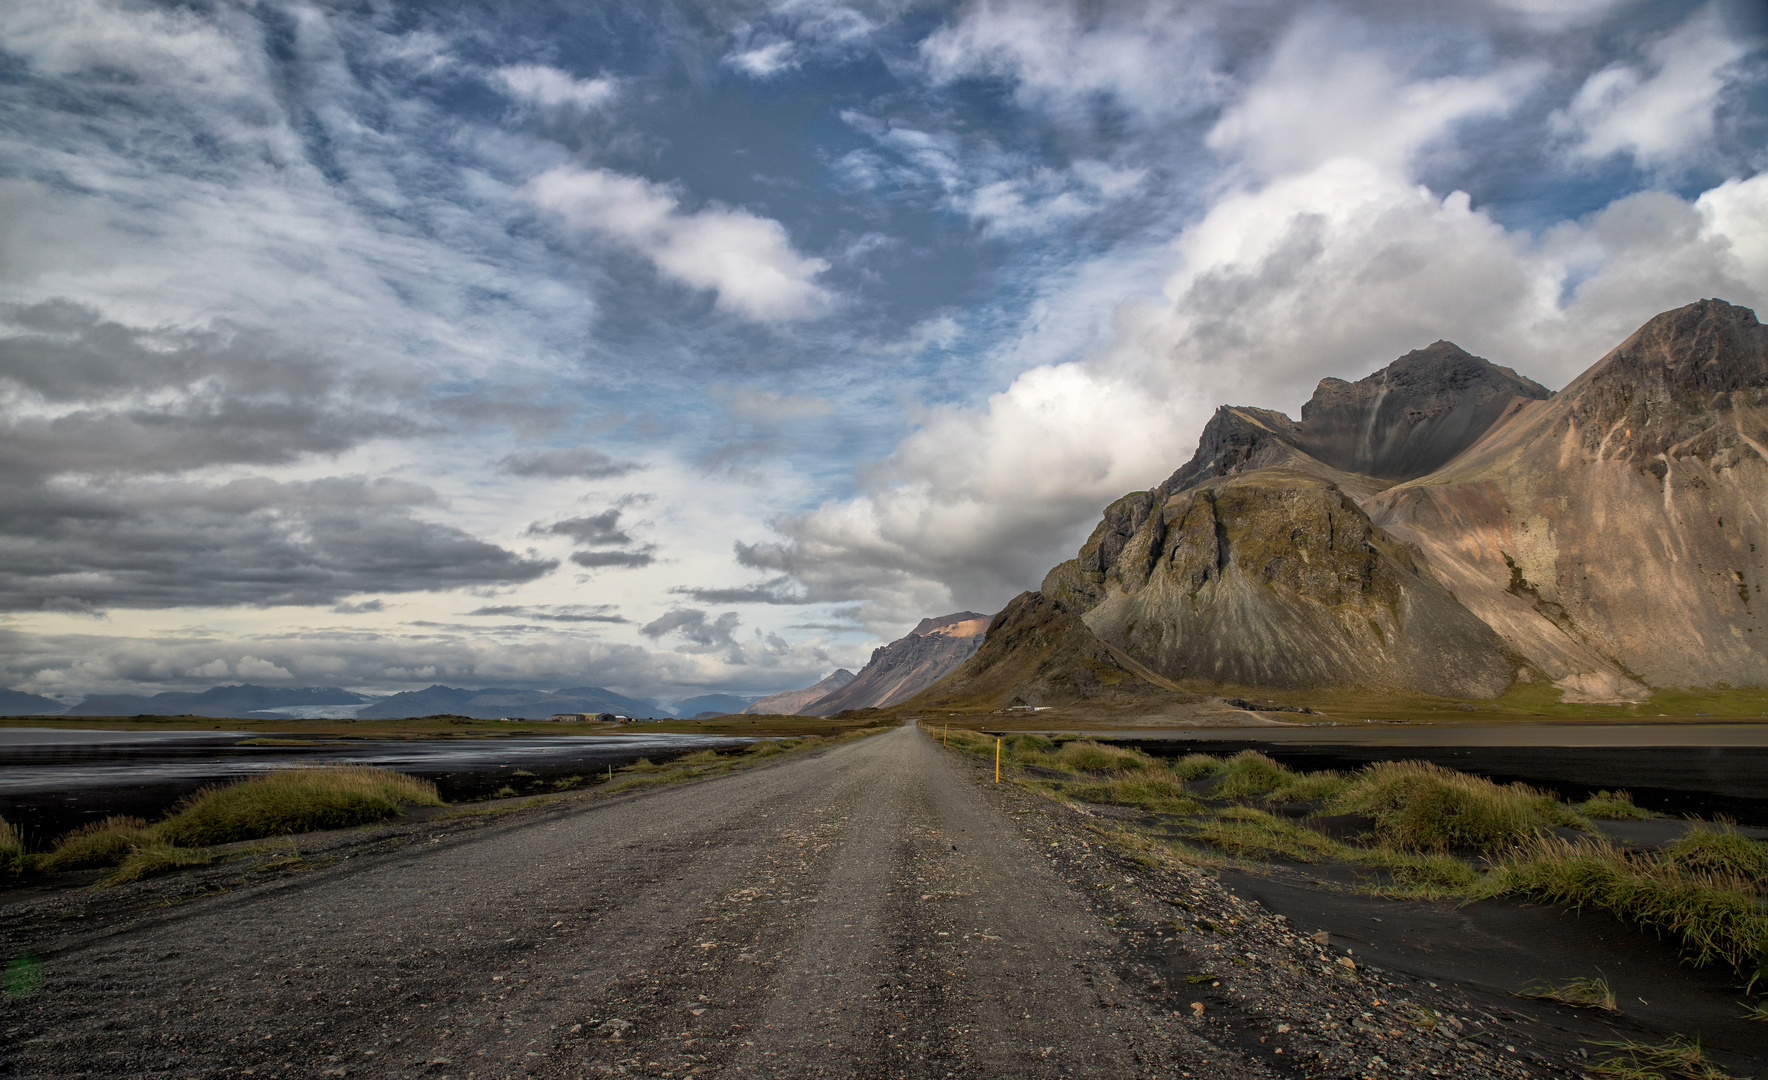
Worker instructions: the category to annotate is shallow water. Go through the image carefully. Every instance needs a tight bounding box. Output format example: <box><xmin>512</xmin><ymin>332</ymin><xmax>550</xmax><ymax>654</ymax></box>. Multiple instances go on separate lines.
<box><xmin>0</xmin><ymin>727</ymin><xmax>750</xmax><ymax>841</ymax></box>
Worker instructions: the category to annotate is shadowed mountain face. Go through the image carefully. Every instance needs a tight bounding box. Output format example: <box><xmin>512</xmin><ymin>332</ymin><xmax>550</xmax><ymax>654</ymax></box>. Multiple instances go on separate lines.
<box><xmin>904</xmin><ymin>592</ymin><xmax>1198</xmax><ymax>711</ymax></box>
<box><xmin>1158</xmin><ymin>342</ymin><xmax>1549</xmax><ymax>496</ymax></box>
<box><xmin>1030</xmin><ymin>300</ymin><xmax>1767</xmax><ymax>702</ymax></box>
<box><xmin>805</xmin><ymin>613</ymin><xmax>990</xmax><ymax>715</ymax></box>
<box><xmin>742</xmin><ymin>670</ymin><xmax>855</xmax><ymax>715</ymax></box>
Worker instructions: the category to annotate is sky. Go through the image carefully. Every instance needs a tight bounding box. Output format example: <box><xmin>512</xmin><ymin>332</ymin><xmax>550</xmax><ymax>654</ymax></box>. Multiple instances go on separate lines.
<box><xmin>0</xmin><ymin>0</ymin><xmax>1764</xmax><ymax>709</ymax></box>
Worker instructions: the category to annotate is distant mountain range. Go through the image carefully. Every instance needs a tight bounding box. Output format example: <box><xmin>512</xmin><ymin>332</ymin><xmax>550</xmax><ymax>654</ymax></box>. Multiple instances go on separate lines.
<box><xmin>921</xmin><ymin>298</ymin><xmax>1767</xmax><ymax>709</ymax></box>
<box><xmin>62</xmin><ymin>684</ymin><xmax>377</xmax><ymax>719</ymax></box>
<box><xmin>0</xmin><ymin>688</ymin><xmax>65</xmax><ymax>717</ymax></box>
<box><xmin>354</xmin><ymin>685</ymin><xmax>661</xmax><ymax>720</ymax></box>
<box><xmin>5</xmin><ymin>682</ymin><xmax>667</xmax><ymax>720</ymax></box>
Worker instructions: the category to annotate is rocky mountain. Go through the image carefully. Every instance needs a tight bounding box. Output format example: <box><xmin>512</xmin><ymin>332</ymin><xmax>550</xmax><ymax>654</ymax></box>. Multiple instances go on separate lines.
<box><xmin>903</xmin><ymin>593</ymin><xmax>1197</xmax><ymax>711</ymax></box>
<box><xmin>0</xmin><ymin>688</ymin><xmax>64</xmax><ymax>716</ymax></box>
<box><xmin>1365</xmin><ymin>299</ymin><xmax>1768</xmax><ymax>697</ymax></box>
<box><xmin>65</xmin><ymin>684</ymin><xmax>375</xmax><ymax>719</ymax></box>
<box><xmin>1033</xmin><ymin>299</ymin><xmax>1767</xmax><ymax>702</ymax></box>
<box><xmin>804</xmin><ymin>613</ymin><xmax>991</xmax><ymax>715</ymax></box>
<box><xmin>356</xmin><ymin>684</ymin><xmax>659</xmax><ymax>720</ymax></box>
<box><xmin>742</xmin><ymin>670</ymin><xmax>855</xmax><ymax>715</ymax></box>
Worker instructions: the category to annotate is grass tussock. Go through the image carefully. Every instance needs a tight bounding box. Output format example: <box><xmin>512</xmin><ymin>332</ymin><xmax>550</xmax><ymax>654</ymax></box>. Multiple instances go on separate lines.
<box><xmin>40</xmin><ymin>816</ymin><xmax>154</xmax><ymax>872</ymax></box>
<box><xmin>1051</xmin><ymin>740</ymin><xmax>1153</xmax><ymax>773</ymax></box>
<box><xmin>1331</xmin><ymin>760</ymin><xmax>1580</xmax><ymax>852</ymax></box>
<box><xmin>1662</xmin><ymin>824</ymin><xmax>1768</xmax><ymax>888</ymax></box>
<box><xmin>101</xmin><ymin>839</ymin><xmax>218</xmax><ymax>886</ymax></box>
<box><xmin>1059</xmin><ymin>767</ymin><xmax>1203</xmax><ymax>815</ymax></box>
<box><xmin>1481</xmin><ymin>836</ymin><xmax>1768</xmax><ymax>971</ymax></box>
<box><xmin>1588</xmin><ymin>1036</ymin><xmax>1744</xmax><ymax>1080</ymax></box>
<box><xmin>156</xmin><ymin>766</ymin><xmax>442</xmax><ymax>847</ymax></box>
<box><xmin>1171</xmin><ymin>753</ymin><xmax>1226</xmax><ymax>781</ymax></box>
<box><xmin>1579</xmin><ymin>790</ymin><xmax>1655</xmax><ymax>820</ymax></box>
<box><xmin>0</xmin><ymin>817</ymin><xmax>24</xmax><ymax>876</ymax></box>
<box><xmin>1516</xmin><ymin>975</ymin><xmax>1617</xmax><ymax>1011</ymax></box>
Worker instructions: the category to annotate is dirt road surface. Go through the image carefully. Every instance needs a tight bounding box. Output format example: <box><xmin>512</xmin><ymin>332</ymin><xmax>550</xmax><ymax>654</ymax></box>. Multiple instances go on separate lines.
<box><xmin>1</xmin><ymin>725</ymin><xmax>1545</xmax><ymax>1079</ymax></box>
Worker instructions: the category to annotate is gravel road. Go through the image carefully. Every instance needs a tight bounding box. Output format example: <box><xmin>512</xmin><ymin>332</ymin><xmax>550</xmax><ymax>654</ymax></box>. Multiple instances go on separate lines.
<box><xmin>1</xmin><ymin>725</ymin><xmax>1550</xmax><ymax>1079</ymax></box>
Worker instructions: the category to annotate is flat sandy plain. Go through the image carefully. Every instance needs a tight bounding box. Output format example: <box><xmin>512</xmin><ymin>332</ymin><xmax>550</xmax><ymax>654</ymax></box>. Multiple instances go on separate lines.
<box><xmin>0</xmin><ymin>723</ymin><xmax>1617</xmax><ymax>1079</ymax></box>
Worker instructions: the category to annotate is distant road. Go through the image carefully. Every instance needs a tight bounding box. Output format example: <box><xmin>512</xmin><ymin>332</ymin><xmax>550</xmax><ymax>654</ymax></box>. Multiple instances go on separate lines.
<box><xmin>4</xmin><ymin>725</ymin><xmax>1239</xmax><ymax>1078</ymax></box>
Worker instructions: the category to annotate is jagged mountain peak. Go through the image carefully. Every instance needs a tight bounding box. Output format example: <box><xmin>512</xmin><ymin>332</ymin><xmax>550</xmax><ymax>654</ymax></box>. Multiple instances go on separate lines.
<box><xmin>1159</xmin><ymin>339</ymin><xmax>1551</xmax><ymax>496</ymax></box>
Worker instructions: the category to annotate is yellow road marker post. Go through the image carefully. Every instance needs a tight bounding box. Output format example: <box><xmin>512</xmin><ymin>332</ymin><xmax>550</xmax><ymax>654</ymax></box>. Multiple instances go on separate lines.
<box><xmin>995</xmin><ymin>737</ymin><xmax>1001</xmax><ymax>783</ymax></box>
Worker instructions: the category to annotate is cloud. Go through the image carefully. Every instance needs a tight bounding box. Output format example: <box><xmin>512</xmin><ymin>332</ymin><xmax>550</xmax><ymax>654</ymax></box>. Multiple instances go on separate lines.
<box><xmin>529</xmin><ymin>510</ymin><xmax>633</xmax><ymax>546</ymax></box>
<box><xmin>1205</xmin><ymin>13</ymin><xmax>1543</xmax><ymax>179</ymax></box>
<box><xmin>499</xmin><ymin>447</ymin><xmax>643</xmax><ymax>479</ymax></box>
<box><xmin>570</xmin><ymin>548</ymin><xmax>657</xmax><ymax>569</ymax></box>
<box><xmin>667</xmin><ymin>576</ymin><xmax>813</xmax><ymax>605</ymax></box>
<box><xmin>494</xmin><ymin>64</ymin><xmax>617</xmax><ymax>111</ymax></box>
<box><xmin>728</xmin><ymin>40</ymin><xmax>798</xmax><ymax>78</ymax></box>
<box><xmin>526</xmin><ymin>165</ymin><xmax>832</xmax><ymax>322</ymax></box>
<box><xmin>235</xmin><ymin>655</ymin><xmax>292</xmax><ymax>681</ymax></box>
<box><xmin>1551</xmin><ymin>4</ymin><xmax>1754</xmax><ymax>169</ymax></box>
<box><xmin>835</xmin><ymin>116</ymin><xmax>1145</xmax><ymax>238</ymax></box>
<box><xmin>0</xmin><ymin>475</ymin><xmax>558</xmax><ymax>611</ymax></box>
<box><xmin>640</xmin><ymin>608</ymin><xmax>742</xmax><ymax>651</ymax></box>
<box><xmin>332</xmin><ymin>599</ymin><xmax>385</xmax><ymax>615</ymax></box>
<box><xmin>466</xmin><ymin>603</ymin><xmax>627</xmax><ymax>623</ymax></box>
<box><xmin>919</xmin><ymin>0</ymin><xmax>1222</xmax><ymax>120</ymax></box>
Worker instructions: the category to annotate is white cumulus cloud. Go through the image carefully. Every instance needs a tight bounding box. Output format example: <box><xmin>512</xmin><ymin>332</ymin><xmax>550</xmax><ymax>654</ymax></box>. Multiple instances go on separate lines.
<box><xmin>527</xmin><ymin>165</ymin><xmax>832</xmax><ymax>323</ymax></box>
<box><xmin>1551</xmin><ymin>4</ymin><xmax>1754</xmax><ymax>168</ymax></box>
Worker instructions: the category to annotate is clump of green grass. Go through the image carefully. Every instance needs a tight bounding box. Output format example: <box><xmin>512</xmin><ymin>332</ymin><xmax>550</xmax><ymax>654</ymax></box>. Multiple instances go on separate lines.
<box><xmin>1482</xmin><ymin>836</ymin><xmax>1768</xmax><ymax>971</ymax></box>
<box><xmin>1358</xmin><ymin>848</ymin><xmax>1483</xmax><ymax>897</ymax></box>
<box><xmin>1182</xmin><ymin>807</ymin><xmax>1352</xmax><ymax>864</ymax></box>
<box><xmin>746</xmin><ymin>741</ymin><xmax>782</xmax><ymax>757</ymax></box>
<box><xmin>676</xmin><ymin>749</ymin><xmax>725</xmax><ymax>766</ymax></box>
<box><xmin>1209</xmin><ymin>751</ymin><xmax>1291</xmax><ymax>799</ymax></box>
<box><xmin>1579</xmin><ymin>790</ymin><xmax>1654</xmax><ymax>820</ymax></box>
<box><xmin>1517</xmin><ymin>975</ymin><xmax>1617</xmax><ymax>1011</ymax></box>
<box><xmin>156</xmin><ymin>767</ymin><xmax>442</xmax><ymax>847</ymax></box>
<box><xmin>1171</xmin><ymin>753</ymin><xmax>1226</xmax><ymax>780</ymax></box>
<box><xmin>1662</xmin><ymin>824</ymin><xmax>1768</xmax><ymax>888</ymax></box>
<box><xmin>1332</xmin><ymin>760</ymin><xmax>1579</xmax><ymax>852</ymax></box>
<box><xmin>1060</xmin><ymin>767</ymin><xmax>1203</xmax><ymax>815</ymax></box>
<box><xmin>40</xmin><ymin>816</ymin><xmax>155</xmax><ymax>871</ymax></box>
<box><xmin>102</xmin><ymin>839</ymin><xmax>216</xmax><ymax>886</ymax></box>
<box><xmin>0</xmin><ymin>817</ymin><xmax>24</xmax><ymax>876</ymax></box>
<box><xmin>1588</xmin><ymin>1035</ymin><xmax>1744</xmax><ymax>1080</ymax></box>
<box><xmin>1052</xmin><ymin>740</ymin><xmax>1153</xmax><ymax>773</ymax></box>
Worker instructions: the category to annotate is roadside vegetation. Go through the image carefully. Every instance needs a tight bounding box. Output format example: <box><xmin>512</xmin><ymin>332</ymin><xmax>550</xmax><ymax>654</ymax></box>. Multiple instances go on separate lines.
<box><xmin>927</xmin><ymin>724</ymin><xmax>1768</xmax><ymax>989</ymax></box>
<box><xmin>9</xmin><ymin>724</ymin><xmax>893</xmax><ymax>888</ymax></box>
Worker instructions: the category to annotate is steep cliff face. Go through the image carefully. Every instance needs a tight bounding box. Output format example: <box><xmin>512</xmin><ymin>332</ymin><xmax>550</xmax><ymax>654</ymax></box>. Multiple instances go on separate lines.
<box><xmin>741</xmin><ymin>669</ymin><xmax>855</xmax><ymax>715</ymax></box>
<box><xmin>1154</xmin><ymin>343</ymin><xmax>1547</xmax><ymax>496</ymax></box>
<box><xmin>905</xmin><ymin>592</ymin><xmax>1197</xmax><ymax>710</ymax></box>
<box><xmin>1048</xmin><ymin>470</ymin><xmax>1513</xmax><ymax>697</ymax></box>
<box><xmin>1366</xmin><ymin>299</ymin><xmax>1768</xmax><ymax>694</ymax></box>
<box><xmin>805</xmin><ymin>612</ymin><xmax>991</xmax><ymax>714</ymax></box>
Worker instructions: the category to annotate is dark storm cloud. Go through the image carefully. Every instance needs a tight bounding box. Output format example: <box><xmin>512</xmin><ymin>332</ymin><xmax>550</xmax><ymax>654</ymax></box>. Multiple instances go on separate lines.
<box><xmin>528</xmin><ymin>510</ymin><xmax>632</xmax><ymax>546</ymax></box>
<box><xmin>467</xmin><ymin>603</ymin><xmax>627</xmax><ymax>623</ymax></box>
<box><xmin>332</xmin><ymin>599</ymin><xmax>385</xmax><ymax>614</ymax></box>
<box><xmin>500</xmin><ymin>447</ymin><xmax>643</xmax><ymax>479</ymax></box>
<box><xmin>0</xmin><ymin>302</ymin><xmax>420</xmax><ymax>480</ymax></box>
<box><xmin>570</xmin><ymin>548</ymin><xmax>657</xmax><ymax>569</ymax></box>
<box><xmin>640</xmin><ymin>608</ymin><xmax>741</xmax><ymax>650</ymax></box>
<box><xmin>666</xmin><ymin>575</ymin><xmax>812</xmax><ymax>604</ymax></box>
<box><xmin>0</xmin><ymin>476</ymin><xmax>557</xmax><ymax>611</ymax></box>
